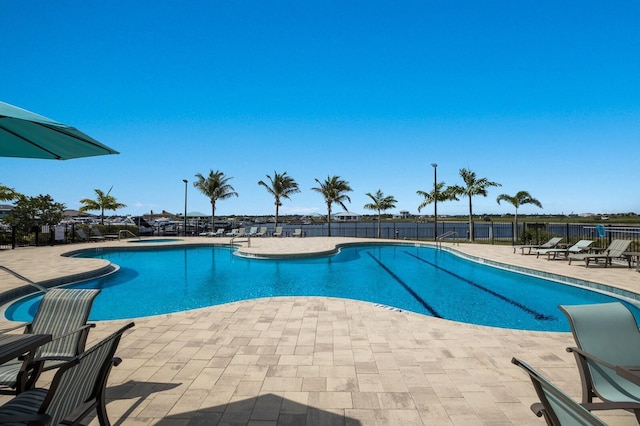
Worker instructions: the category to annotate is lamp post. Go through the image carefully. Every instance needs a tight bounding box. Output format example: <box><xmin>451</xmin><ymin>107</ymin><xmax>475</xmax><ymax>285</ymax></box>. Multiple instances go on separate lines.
<box><xmin>431</xmin><ymin>163</ymin><xmax>437</xmax><ymax>241</ymax></box>
<box><xmin>183</xmin><ymin>179</ymin><xmax>188</xmax><ymax>237</ymax></box>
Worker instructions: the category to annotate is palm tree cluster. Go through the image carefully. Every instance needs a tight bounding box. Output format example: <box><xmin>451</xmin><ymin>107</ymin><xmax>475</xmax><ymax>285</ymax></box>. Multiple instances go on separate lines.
<box><xmin>416</xmin><ymin>168</ymin><xmax>542</xmax><ymax>241</ymax></box>
<box><xmin>69</xmin><ymin>166</ymin><xmax>541</xmax><ymax>242</ymax></box>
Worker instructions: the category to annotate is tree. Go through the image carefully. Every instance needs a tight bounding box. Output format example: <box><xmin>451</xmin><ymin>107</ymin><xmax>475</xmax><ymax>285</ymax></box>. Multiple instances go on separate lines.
<box><xmin>194</xmin><ymin>170</ymin><xmax>238</xmax><ymax>230</ymax></box>
<box><xmin>363</xmin><ymin>189</ymin><xmax>397</xmax><ymax>238</ymax></box>
<box><xmin>0</xmin><ymin>184</ymin><xmax>19</xmax><ymax>202</ymax></box>
<box><xmin>5</xmin><ymin>194</ymin><xmax>65</xmax><ymax>231</ymax></box>
<box><xmin>449</xmin><ymin>168</ymin><xmax>501</xmax><ymax>241</ymax></box>
<box><xmin>79</xmin><ymin>188</ymin><xmax>126</xmax><ymax>225</ymax></box>
<box><xmin>496</xmin><ymin>191</ymin><xmax>543</xmax><ymax>242</ymax></box>
<box><xmin>258</xmin><ymin>171</ymin><xmax>300</xmax><ymax>229</ymax></box>
<box><xmin>311</xmin><ymin>176</ymin><xmax>352</xmax><ymax>237</ymax></box>
<box><xmin>416</xmin><ymin>182</ymin><xmax>458</xmax><ymax>213</ymax></box>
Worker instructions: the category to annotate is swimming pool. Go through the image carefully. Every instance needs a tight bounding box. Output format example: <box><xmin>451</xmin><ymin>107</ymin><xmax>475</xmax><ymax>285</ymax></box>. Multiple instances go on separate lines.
<box><xmin>5</xmin><ymin>244</ymin><xmax>639</xmax><ymax>331</ymax></box>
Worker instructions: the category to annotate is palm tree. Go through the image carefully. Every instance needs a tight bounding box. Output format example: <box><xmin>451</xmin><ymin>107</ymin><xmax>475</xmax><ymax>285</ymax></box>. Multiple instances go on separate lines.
<box><xmin>79</xmin><ymin>187</ymin><xmax>127</xmax><ymax>224</ymax></box>
<box><xmin>363</xmin><ymin>189</ymin><xmax>397</xmax><ymax>238</ymax></box>
<box><xmin>416</xmin><ymin>182</ymin><xmax>458</xmax><ymax>212</ymax></box>
<box><xmin>449</xmin><ymin>168</ymin><xmax>501</xmax><ymax>241</ymax></box>
<box><xmin>311</xmin><ymin>176</ymin><xmax>352</xmax><ymax>237</ymax></box>
<box><xmin>193</xmin><ymin>170</ymin><xmax>238</xmax><ymax>230</ymax></box>
<box><xmin>258</xmin><ymin>171</ymin><xmax>300</xmax><ymax>229</ymax></box>
<box><xmin>496</xmin><ymin>191</ymin><xmax>543</xmax><ymax>242</ymax></box>
<box><xmin>0</xmin><ymin>184</ymin><xmax>19</xmax><ymax>202</ymax></box>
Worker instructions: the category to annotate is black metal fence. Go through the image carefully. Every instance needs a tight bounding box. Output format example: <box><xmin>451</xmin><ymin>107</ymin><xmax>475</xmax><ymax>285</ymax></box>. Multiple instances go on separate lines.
<box><xmin>243</xmin><ymin>221</ymin><xmax>640</xmax><ymax>249</ymax></box>
<box><xmin>0</xmin><ymin>223</ymin><xmax>140</xmax><ymax>250</ymax></box>
<box><xmin>2</xmin><ymin>221</ymin><xmax>639</xmax><ymax>250</ymax></box>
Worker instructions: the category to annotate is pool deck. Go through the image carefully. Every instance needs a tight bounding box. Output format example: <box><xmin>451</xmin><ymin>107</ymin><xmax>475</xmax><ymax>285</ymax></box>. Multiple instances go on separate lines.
<box><xmin>0</xmin><ymin>237</ymin><xmax>638</xmax><ymax>425</ymax></box>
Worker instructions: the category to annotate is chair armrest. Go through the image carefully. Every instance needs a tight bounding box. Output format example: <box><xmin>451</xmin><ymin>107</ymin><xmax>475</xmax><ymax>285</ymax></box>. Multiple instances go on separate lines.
<box><xmin>530</xmin><ymin>402</ymin><xmax>545</xmax><ymax>418</ymax></box>
<box><xmin>45</xmin><ymin>323</ymin><xmax>95</xmax><ymax>343</ymax></box>
<box><xmin>566</xmin><ymin>346</ymin><xmax>618</xmax><ymax>370</ymax></box>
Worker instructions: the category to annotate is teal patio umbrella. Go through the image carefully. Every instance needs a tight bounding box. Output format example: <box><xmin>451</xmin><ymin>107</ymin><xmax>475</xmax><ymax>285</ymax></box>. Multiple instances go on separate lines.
<box><xmin>0</xmin><ymin>101</ymin><xmax>119</xmax><ymax>160</ymax></box>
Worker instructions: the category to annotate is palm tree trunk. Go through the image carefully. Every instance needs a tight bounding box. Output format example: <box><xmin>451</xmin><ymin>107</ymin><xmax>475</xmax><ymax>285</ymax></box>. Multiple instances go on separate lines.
<box><xmin>211</xmin><ymin>201</ymin><xmax>215</xmax><ymax>232</ymax></box>
<box><xmin>468</xmin><ymin>196</ymin><xmax>474</xmax><ymax>242</ymax></box>
<box><xmin>275</xmin><ymin>204</ymin><xmax>279</xmax><ymax>229</ymax></box>
<box><xmin>327</xmin><ymin>204</ymin><xmax>332</xmax><ymax>237</ymax></box>
<box><xmin>377</xmin><ymin>211</ymin><xmax>381</xmax><ymax>238</ymax></box>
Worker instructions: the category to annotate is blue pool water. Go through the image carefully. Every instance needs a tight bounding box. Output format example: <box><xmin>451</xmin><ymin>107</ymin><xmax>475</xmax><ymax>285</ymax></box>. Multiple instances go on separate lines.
<box><xmin>5</xmin><ymin>244</ymin><xmax>639</xmax><ymax>331</ymax></box>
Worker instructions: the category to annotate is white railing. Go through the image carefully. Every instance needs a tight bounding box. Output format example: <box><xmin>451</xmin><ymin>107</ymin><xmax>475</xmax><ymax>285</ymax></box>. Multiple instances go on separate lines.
<box><xmin>436</xmin><ymin>231</ymin><xmax>459</xmax><ymax>248</ymax></box>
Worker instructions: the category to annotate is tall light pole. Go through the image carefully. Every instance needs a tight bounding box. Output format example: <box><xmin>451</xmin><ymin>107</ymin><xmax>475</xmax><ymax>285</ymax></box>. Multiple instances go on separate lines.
<box><xmin>431</xmin><ymin>163</ymin><xmax>437</xmax><ymax>241</ymax></box>
<box><xmin>183</xmin><ymin>179</ymin><xmax>188</xmax><ymax>237</ymax></box>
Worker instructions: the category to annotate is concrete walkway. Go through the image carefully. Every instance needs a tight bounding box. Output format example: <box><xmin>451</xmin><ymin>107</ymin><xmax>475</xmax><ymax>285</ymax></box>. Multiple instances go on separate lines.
<box><xmin>0</xmin><ymin>237</ymin><xmax>638</xmax><ymax>425</ymax></box>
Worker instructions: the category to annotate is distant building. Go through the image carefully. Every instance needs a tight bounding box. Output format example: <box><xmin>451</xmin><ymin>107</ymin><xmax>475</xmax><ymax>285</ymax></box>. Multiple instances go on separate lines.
<box><xmin>393</xmin><ymin>210</ymin><xmax>411</xmax><ymax>219</ymax></box>
<box><xmin>333</xmin><ymin>212</ymin><xmax>361</xmax><ymax>221</ymax></box>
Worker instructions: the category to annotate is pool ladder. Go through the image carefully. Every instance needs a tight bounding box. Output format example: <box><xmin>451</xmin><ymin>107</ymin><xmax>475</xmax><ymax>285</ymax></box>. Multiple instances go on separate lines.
<box><xmin>436</xmin><ymin>231</ymin><xmax>459</xmax><ymax>249</ymax></box>
<box><xmin>118</xmin><ymin>229</ymin><xmax>140</xmax><ymax>240</ymax></box>
<box><xmin>230</xmin><ymin>234</ymin><xmax>251</xmax><ymax>248</ymax></box>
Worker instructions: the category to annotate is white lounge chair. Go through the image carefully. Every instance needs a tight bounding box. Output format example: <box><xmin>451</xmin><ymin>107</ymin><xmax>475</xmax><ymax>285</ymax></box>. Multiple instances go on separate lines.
<box><xmin>568</xmin><ymin>239</ymin><xmax>633</xmax><ymax>267</ymax></box>
<box><xmin>536</xmin><ymin>240</ymin><xmax>594</xmax><ymax>260</ymax></box>
<box><xmin>514</xmin><ymin>237</ymin><xmax>563</xmax><ymax>255</ymax></box>
<box><xmin>272</xmin><ymin>227</ymin><xmax>283</xmax><ymax>237</ymax></box>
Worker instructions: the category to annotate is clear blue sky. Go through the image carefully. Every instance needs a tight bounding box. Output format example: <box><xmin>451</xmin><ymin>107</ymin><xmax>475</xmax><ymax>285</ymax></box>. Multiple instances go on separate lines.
<box><xmin>2</xmin><ymin>1</ymin><xmax>639</xmax><ymax>218</ymax></box>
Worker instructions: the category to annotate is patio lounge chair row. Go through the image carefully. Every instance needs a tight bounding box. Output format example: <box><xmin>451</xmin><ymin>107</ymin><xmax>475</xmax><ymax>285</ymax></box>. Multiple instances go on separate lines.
<box><xmin>516</xmin><ymin>236</ymin><xmax>636</xmax><ymax>268</ymax></box>
<box><xmin>200</xmin><ymin>226</ymin><xmax>304</xmax><ymax>238</ymax></box>
<box><xmin>514</xmin><ymin>302</ymin><xmax>640</xmax><ymax>424</ymax></box>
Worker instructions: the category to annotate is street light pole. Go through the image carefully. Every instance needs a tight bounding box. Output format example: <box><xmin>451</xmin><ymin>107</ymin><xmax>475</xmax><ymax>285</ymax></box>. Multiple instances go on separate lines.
<box><xmin>431</xmin><ymin>163</ymin><xmax>437</xmax><ymax>241</ymax></box>
<box><xmin>183</xmin><ymin>179</ymin><xmax>188</xmax><ymax>237</ymax></box>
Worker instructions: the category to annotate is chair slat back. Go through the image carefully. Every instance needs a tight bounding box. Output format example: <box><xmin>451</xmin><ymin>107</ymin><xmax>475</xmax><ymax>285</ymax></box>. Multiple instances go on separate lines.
<box><xmin>560</xmin><ymin>302</ymin><xmax>640</xmax><ymax>399</ymax></box>
<box><xmin>607</xmin><ymin>239</ymin><xmax>632</xmax><ymax>257</ymax></box>
<box><xmin>30</xmin><ymin>289</ymin><xmax>100</xmax><ymax>358</ymax></box>
<box><xmin>43</xmin><ymin>322</ymin><xmax>134</xmax><ymax>425</ymax></box>
<box><xmin>561</xmin><ymin>302</ymin><xmax>640</xmax><ymax>367</ymax></box>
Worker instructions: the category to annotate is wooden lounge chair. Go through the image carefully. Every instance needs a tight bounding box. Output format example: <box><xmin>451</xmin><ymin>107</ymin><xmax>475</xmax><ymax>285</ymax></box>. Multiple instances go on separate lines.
<box><xmin>536</xmin><ymin>240</ymin><xmax>594</xmax><ymax>260</ymax></box>
<box><xmin>0</xmin><ymin>322</ymin><xmax>134</xmax><ymax>426</ymax></box>
<box><xmin>0</xmin><ymin>289</ymin><xmax>100</xmax><ymax>394</ymax></box>
<box><xmin>568</xmin><ymin>239</ymin><xmax>633</xmax><ymax>267</ymax></box>
<box><xmin>511</xmin><ymin>357</ymin><xmax>607</xmax><ymax>425</ymax></box>
<box><xmin>514</xmin><ymin>237</ymin><xmax>563</xmax><ymax>255</ymax></box>
<box><xmin>559</xmin><ymin>303</ymin><xmax>640</xmax><ymax>421</ymax></box>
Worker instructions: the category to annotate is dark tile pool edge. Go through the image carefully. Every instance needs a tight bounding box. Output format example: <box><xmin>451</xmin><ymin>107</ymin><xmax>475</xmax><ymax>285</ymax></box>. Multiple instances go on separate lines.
<box><xmin>441</xmin><ymin>245</ymin><xmax>640</xmax><ymax>304</ymax></box>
